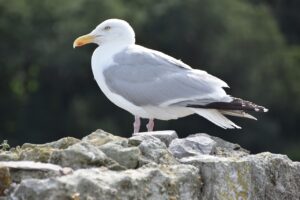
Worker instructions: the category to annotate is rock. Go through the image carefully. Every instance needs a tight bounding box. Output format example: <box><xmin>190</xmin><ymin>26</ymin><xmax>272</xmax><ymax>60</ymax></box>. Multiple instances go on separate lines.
<box><xmin>168</xmin><ymin>133</ymin><xmax>249</xmax><ymax>159</ymax></box>
<box><xmin>169</xmin><ymin>133</ymin><xmax>217</xmax><ymax>158</ymax></box>
<box><xmin>19</xmin><ymin>146</ymin><xmax>55</xmax><ymax>163</ymax></box>
<box><xmin>1</xmin><ymin>130</ymin><xmax>300</xmax><ymax>200</ymax></box>
<box><xmin>129</xmin><ymin>135</ymin><xmax>178</xmax><ymax>166</ymax></box>
<box><xmin>82</xmin><ymin>131</ymin><xmax>142</xmax><ymax>169</ymax></box>
<box><xmin>180</xmin><ymin>152</ymin><xmax>300</xmax><ymax>200</ymax></box>
<box><xmin>133</xmin><ymin>130</ymin><xmax>178</xmax><ymax>147</ymax></box>
<box><xmin>10</xmin><ymin>164</ymin><xmax>201</xmax><ymax>200</ymax></box>
<box><xmin>204</xmin><ymin>134</ymin><xmax>249</xmax><ymax>157</ymax></box>
<box><xmin>99</xmin><ymin>143</ymin><xmax>140</xmax><ymax>169</ymax></box>
<box><xmin>0</xmin><ymin>161</ymin><xmax>72</xmax><ymax>187</ymax></box>
<box><xmin>22</xmin><ymin>137</ymin><xmax>80</xmax><ymax>149</ymax></box>
<box><xmin>0</xmin><ymin>137</ymin><xmax>80</xmax><ymax>163</ymax></box>
<box><xmin>49</xmin><ymin>142</ymin><xmax>121</xmax><ymax>170</ymax></box>
<box><xmin>82</xmin><ymin>129</ymin><xmax>127</xmax><ymax>146</ymax></box>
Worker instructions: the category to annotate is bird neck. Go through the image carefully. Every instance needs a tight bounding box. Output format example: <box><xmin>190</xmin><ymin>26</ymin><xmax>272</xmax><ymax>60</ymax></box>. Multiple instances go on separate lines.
<box><xmin>91</xmin><ymin>43</ymin><xmax>130</xmax><ymax>73</ymax></box>
<box><xmin>97</xmin><ymin>42</ymin><xmax>129</xmax><ymax>58</ymax></box>
<box><xmin>101</xmin><ymin>36</ymin><xmax>135</xmax><ymax>49</ymax></box>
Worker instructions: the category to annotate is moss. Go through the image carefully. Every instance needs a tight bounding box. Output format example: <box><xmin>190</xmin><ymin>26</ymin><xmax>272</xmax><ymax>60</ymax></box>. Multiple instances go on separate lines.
<box><xmin>0</xmin><ymin>151</ymin><xmax>19</xmax><ymax>161</ymax></box>
<box><xmin>82</xmin><ymin>130</ymin><xmax>127</xmax><ymax>147</ymax></box>
<box><xmin>19</xmin><ymin>146</ymin><xmax>56</xmax><ymax>162</ymax></box>
<box><xmin>22</xmin><ymin>137</ymin><xmax>80</xmax><ymax>150</ymax></box>
<box><xmin>0</xmin><ymin>140</ymin><xmax>10</xmax><ymax>151</ymax></box>
<box><xmin>56</xmin><ymin>137</ymin><xmax>80</xmax><ymax>149</ymax></box>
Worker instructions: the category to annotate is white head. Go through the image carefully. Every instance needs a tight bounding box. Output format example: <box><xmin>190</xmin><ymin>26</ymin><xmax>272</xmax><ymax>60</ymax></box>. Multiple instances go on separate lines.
<box><xmin>73</xmin><ymin>19</ymin><xmax>135</xmax><ymax>48</ymax></box>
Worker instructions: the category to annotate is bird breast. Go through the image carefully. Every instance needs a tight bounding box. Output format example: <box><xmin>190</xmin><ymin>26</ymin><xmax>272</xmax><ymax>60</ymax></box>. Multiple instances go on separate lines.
<box><xmin>91</xmin><ymin>47</ymin><xmax>149</xmax><ymax>118</ymax></box>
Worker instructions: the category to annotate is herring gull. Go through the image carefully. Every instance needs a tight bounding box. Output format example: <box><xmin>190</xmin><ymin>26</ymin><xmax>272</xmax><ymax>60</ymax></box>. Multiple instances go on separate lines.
<box><xmin>73</xmin><ymin>19</ymin><xmax>268</xmax><ymax>133</ymax></box>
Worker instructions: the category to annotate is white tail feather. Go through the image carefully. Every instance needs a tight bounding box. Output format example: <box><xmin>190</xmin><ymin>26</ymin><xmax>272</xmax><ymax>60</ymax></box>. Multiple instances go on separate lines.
<box><xmin>191</xmin><ymin>108</ymin><xmax>241</xmax><ymax>129</ymax></box>
<box><xmin>219</xmin><ymin>110</ymin><xmax>257</xmax><ymax>120</ymax></box>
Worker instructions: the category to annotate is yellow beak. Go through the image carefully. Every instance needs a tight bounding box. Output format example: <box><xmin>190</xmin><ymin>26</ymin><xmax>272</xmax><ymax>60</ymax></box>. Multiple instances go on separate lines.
<box><xmin>73</xmin><ymin>34</ymin><xmax>96</xmax><ymax>48</ymax></box>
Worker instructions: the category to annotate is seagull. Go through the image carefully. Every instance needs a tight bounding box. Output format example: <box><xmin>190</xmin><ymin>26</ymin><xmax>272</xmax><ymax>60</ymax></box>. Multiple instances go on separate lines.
<box><xmin>73</xmin><ymin>19</ymin><xmax>268</xmax><ymax>133</ymax></box>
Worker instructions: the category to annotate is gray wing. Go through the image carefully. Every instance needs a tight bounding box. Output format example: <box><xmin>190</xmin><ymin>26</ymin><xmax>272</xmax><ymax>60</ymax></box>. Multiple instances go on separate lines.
<box><xmin>103</xmin><ymin>45</ymin><xmax>231</xmax><ymax>107</ymax></box>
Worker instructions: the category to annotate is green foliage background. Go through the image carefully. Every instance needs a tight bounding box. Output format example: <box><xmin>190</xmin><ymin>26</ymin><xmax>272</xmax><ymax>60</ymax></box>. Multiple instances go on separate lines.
<box><xmin>1</xmin><ymin>0</ymin><xmax>299</xmax><ymax>159</ymax></box>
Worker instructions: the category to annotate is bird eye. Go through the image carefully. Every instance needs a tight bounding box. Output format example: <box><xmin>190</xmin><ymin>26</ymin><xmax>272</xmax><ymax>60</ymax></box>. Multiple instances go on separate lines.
<box><xmin>104</xmin><ymin>26</ymin><xmax>111</xmax><ymax>31</ymax></box>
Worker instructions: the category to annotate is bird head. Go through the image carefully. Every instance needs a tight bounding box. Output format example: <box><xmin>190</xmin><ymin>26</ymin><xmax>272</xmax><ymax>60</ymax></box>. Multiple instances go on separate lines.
<box><xmin>73</xmin><ymin>19</ymin><xmax>135</xmax><ymax>48</ymax></box>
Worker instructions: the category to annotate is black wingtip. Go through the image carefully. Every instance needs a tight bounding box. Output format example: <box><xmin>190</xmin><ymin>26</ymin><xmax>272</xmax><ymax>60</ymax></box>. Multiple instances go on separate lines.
<box><xmin>187</xmin><ymin>97</ymin><xmax>269</xmax><ymax>113</ymax></box>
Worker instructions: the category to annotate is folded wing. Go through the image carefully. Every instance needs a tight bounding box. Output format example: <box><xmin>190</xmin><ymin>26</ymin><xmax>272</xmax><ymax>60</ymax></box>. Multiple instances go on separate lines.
<box><xmin>103</xmin><ymin>45</ymin><xmax>232</xmax><ymax>107</ymax></box>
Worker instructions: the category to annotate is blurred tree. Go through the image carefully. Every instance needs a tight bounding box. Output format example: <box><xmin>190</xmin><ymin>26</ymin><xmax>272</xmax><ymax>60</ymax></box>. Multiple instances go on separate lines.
<box><xmin>0</xmin><ymin>0</ymin><xmax>299</xmax><ymax>159</ymax></box>
<box><xmin>251</xmin><ymin>0</ymin><xmax>300</xmax><ymax>44</ymax></box>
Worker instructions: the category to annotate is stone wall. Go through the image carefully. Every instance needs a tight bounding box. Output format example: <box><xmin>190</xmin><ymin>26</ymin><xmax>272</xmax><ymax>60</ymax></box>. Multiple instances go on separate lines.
<box><xmin>0</xmin><ymin>130</ymin><xmax>299</xmax><ymax>200</ymax></box>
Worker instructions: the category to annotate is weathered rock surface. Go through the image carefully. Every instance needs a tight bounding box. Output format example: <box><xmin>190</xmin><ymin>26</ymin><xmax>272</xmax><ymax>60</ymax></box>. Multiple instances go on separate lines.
<box><xmin>181</xmin><ymin>153</ymin><xmax>300</xmax><ymax>200</ymax></box>
<box><xmin>133</xmin><ymin>130</ymin><xmax>178</xmax><ymax>147</ymax></box>
<box><xmin>0</xmin><ymin>129</ymin><xmax>299</xmax><ymax>200</ymax></box>
<box><xmin>129</xmin><ymin>134</ymin><xmax>178</xmax><ymax>166</ymax></box>
<box><xmin>169</xmin><ymin>133</ymin><xmax>217</xmax><ymax>158</ymax></box>
<box><xmin>169</xmin><ymin>133</ymin><xmax>249</xmax><ymax>159</ymax></box>
<box><xmin>0</xmin><ymin>161</ymin><xmax>70</xmax><ymax>183</ymax></box>
<box><xmin>10</xmin><ymin>164</ymin><xmax>201</xmax><ymax>200</ymax></box>
<box><xmin>49</xmin><ymin>142</ymin><xmax>118</xmax><ymax>170</ymax></box>
<box><xmin>99</xmin><ymin>142</ymin><xmax>140</xmax><ymax>169</ymax></box>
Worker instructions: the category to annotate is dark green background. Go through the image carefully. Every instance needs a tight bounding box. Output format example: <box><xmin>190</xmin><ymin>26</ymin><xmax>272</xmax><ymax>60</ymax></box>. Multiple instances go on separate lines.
<box><xmin>1</xmin><ymin>0</ymin><xmax>300</xmax><ymax>160</ymax></box>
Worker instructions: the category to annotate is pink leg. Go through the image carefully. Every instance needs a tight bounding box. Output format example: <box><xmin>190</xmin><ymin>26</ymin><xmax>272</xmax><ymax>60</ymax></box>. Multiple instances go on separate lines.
<box><xmin>146</xmin><ymin>118</ymin><xmax>154</xmax><ymax>132</ymax></box>
<box><xmin>133</xmin><ymin>116</ymin><xmax>141</xmax><ymax>133</ymax></box>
